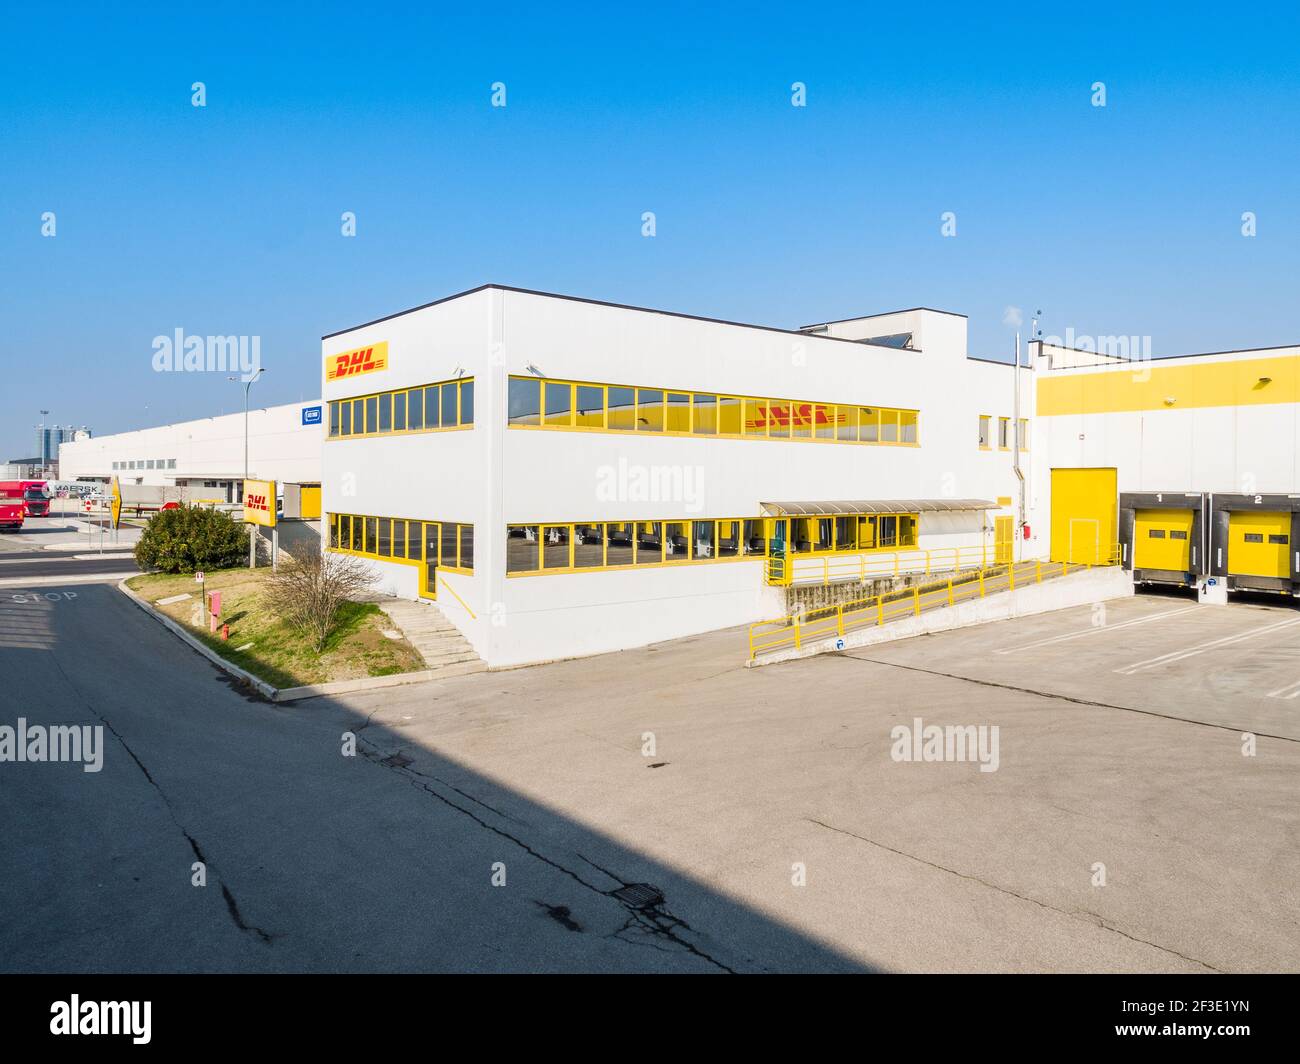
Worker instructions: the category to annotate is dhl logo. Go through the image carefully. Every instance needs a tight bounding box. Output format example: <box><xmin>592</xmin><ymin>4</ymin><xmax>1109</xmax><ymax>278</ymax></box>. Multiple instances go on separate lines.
<box><xmin>744</xmin><ymin>404</ymin><xmax>846</xmax><ymax>430</ymax></box>
<box><xmin>246</xmin><ymin>493</ymin><xmax>269</xmax><ymax>511</ymax></box>
<box><xmin>326</xmin><ymin>341</ymin><xmax>389</xmax><ymax>382</ymax></box>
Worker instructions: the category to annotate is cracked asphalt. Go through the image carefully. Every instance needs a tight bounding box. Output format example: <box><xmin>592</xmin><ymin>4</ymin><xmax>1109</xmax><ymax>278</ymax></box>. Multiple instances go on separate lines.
<box><xmin>0</xmin><ymin>583</ymin><xmax>850</xmax><ymax>972</ymax></box>
<box><xmin>4</xmin><ymin>581</ymin><xmax>1298</xmax><ymax>972</ymax></box>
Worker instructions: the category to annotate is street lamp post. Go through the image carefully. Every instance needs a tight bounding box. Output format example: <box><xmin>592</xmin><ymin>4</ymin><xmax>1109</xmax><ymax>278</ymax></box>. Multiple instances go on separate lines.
<box><xmin>229</xmin><ymin>369</ymin><xmax>267</xmax><ymax>567</ymax></box>
<box><xmin>38</xmin><ymin>410</ymin><xmax>50</xmax><ymax>477</ymax></box>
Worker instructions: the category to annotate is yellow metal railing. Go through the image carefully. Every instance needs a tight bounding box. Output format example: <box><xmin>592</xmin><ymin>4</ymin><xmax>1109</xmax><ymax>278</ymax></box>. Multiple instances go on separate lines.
<box><xmin>437</xmin><ymin>572</ymin><xmax>477</xmax><ymax>619</ymax></box>
<box><xmin>764</xmin><ymin>543</ymin><xmax>1000</xmax><ymax>587</ymax></box>
<box><xmin>748</xmin><ymin>546</ymin><xmax>1121</xmax><ymax>661</ymax></box>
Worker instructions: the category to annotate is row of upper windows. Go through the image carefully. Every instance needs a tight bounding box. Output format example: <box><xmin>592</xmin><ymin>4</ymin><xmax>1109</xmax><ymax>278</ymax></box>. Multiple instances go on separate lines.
<box><xmin>327</xmin><ymin>378</ymin><xmax>475</xmax><ymax>439</ymax></box>
<box><xmin>978</xmin><ymin>416</ymin><xmax>1028</xmax><ymax>451</ymax></box>
<box><xmin>506</xmin><ymin>513</ymin><xmax>920</xmax><ymax>575</ymax></box>
<box><xmin>327</xmin><ymin>512</ymin><xmax>475</xmax><ymax>572</ymax></box>
<box><xmin>112</xmin><ymin>459</ymin><xmax>177</xmax><ymax>471</ymax></box>
<box><xmin>507</xmin><ymin>376</ymin><xmax>920</xmax><ymax>444</ymax></box>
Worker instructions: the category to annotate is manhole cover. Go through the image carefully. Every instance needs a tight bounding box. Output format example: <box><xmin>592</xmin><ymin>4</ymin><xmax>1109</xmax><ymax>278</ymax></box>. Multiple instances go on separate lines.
<box><xmin>612</xmin><ymin>883</ymin><xmax>664</xmax><ymax>909</ymax></box>
<box><xmin>380</xmin><ymin>752</ymin><xmax>413</xmax><ymax>768</ymax></box>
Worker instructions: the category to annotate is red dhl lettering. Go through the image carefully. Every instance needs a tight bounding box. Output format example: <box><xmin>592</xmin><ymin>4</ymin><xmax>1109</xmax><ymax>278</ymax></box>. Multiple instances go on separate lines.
<box><xmin>333</xmin><ymin>347</ymin><xmax>377</xmax><ymax>377</ymax></box>
<box><xmin>246</xmin><ymin>494</ymin><xmax>268</xmax><ymax>510</ymax></box>
<box><xmin>744</xmin><ymin>404</ymin><xmax>846</xmax><ymax>429</ymax></box>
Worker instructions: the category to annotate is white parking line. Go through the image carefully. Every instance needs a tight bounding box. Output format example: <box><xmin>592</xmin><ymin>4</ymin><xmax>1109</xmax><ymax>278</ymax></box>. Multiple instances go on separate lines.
<box><xmin>1266</xmin><ymin>679</ymin><xmax>1300</xmax><ymax>701</ymax></box>
<box><xmin>995</xmin><ymin>605</ymin><xmax>1201</xmax><ymax>655</ymax></box>
<box><xmin>1115</xmin><ymin>616</ymin><xmax>1300</xmax><ymax>675</ymax></box>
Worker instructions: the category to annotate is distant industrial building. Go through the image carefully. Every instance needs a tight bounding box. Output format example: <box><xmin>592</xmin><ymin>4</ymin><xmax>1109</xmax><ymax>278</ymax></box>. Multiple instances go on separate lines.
<box><xmin>35</xmin><ymin>424</ymin><xmax>91</xmax><ymax>473</ymax></box>
<box><xmin>58</xmin><ymin>401</ymin><xmax>323</xmax><ymax>511</ymax></box>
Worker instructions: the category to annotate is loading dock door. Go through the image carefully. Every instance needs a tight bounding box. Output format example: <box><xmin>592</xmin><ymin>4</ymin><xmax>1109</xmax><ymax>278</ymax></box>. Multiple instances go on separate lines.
<box><xmin>1133</xmin><ymin>508</ymin><xmax>1194</xmax><ymax>572</ymax></box>
<box><xmin>1050</xmin><ymin>468</ymin><xmax>1117</xmax><ymax>564</ymax></box>
<box><xmin>1228</xmin><ymin>511</ymin><xmax>1291</xmax><ymax>579</ymax></box>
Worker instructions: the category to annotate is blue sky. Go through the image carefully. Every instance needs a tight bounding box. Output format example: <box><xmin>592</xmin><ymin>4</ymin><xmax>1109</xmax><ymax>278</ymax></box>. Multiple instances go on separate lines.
<box><xmin>1</xmin><ymin>1</ymin><xmax>1297</xmax><ymax>458</ymax></box>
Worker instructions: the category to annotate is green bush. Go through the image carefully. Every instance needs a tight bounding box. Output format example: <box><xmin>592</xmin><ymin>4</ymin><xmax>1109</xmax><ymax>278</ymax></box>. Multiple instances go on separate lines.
<box><xmin>134</xmin><ymin>506</ymin><xmax>248</xmax><ymax>573</ymax></box>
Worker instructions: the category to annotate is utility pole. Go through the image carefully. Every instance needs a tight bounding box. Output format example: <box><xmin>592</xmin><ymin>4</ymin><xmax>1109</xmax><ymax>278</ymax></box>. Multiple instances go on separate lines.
<box><xmin>229</xmin><ymin>368</ymin><xmax>267</xmax><ymax>567</ymax></box>
<box><xmin>38</xmin><ymin>410</ymin><xmax>50</xmax><ymax>477</ymax></box>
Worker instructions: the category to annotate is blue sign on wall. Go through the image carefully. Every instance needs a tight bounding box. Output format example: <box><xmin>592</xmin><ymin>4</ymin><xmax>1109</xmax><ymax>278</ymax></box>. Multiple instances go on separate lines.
<box><xmin>302</xmin><ymin>405</ymin><xmax>322</xmax><ymax>426</ymax></box>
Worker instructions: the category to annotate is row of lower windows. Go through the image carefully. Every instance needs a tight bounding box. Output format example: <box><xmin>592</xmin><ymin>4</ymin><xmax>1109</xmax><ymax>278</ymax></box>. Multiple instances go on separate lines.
<box><xmin>328</xmin><ymin>378</ymin><xmax>475</xmax><ymax>439</ymax></box>
<box><xmin>327</xmin><ymin>513</ymin><xmax>475</xmax><ymax>572</ymax></box>
<box><xmin>507</xmin><ymin>376</ymin><xmax>919</xmax><ymax>444</ymax></box>
<box><xmin>113</xmin><ymin>459</ymin><xmax>177</xmax><ymax>470</ymax></box>
<box><xmin>978</xmin><ymin>415</ymin><xmax>1028</xmax><ymax>451</ymax></box>
<box><xmin>506</xmin><ymin>513</ymin><xmax>919</xmax><ymax>574</ymax></box>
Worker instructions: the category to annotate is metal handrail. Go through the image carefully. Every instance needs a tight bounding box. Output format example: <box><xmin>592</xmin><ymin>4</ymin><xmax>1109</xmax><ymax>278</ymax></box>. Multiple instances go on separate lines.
<box><xmin>437</xmin><ymin>572</ymin><xmax>477</xmax><ymax>620</ymax></box>
<box><xmin>765</xmin><ymin>543</ymin><xmax>1000</xmax><ymax>587</ymax></box>
<box><xmin>748</xmin><ymin>545</ymin><xmax>1121</xmax><ymax>661</ymax></box>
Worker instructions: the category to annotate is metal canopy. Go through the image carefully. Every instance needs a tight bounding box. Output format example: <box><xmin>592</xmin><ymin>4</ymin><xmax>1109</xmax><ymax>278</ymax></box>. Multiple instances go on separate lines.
<box><xmin>761</xmin><ymin>499</ymin><xmax>995</xmax><ymax>516</ymax></box>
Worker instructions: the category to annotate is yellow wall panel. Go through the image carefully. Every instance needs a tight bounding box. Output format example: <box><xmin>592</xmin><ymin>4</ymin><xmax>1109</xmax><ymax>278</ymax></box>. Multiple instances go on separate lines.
<box><xmin>1037</xmin><ymin>354</ymin><xmax>1300</xmax><ymax>416</ymax></box>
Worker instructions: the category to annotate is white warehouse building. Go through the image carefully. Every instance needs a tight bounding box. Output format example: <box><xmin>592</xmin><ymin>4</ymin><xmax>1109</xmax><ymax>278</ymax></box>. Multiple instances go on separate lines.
<box><xmin>321</xmin><ymin>285</ymin><xmax>1033</xmax><ymax>668</ymax></box>
<box><xmin>59</xmin><ymin>400</ymin><xmax>325</xmax><ymax>508</ymax></box>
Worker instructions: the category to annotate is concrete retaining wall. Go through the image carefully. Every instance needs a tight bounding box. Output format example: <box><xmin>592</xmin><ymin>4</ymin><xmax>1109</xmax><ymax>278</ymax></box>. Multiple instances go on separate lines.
<box><xmin>784</xmin><ymin>568</ymin><xmax>968</xmax><ymax>614</ymax></box>
<box><xmin>751</xmin><ymin>566</ymin><xmax>1134</xmax><ymax>667</ymax></box>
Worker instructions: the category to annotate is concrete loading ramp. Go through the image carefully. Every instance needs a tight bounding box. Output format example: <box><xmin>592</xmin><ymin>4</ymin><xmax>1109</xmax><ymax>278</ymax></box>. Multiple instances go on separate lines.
<box><xmin>748</xmin><ymin>559</ymin><xmax>1132</xmax><ymax>666</ymax></box>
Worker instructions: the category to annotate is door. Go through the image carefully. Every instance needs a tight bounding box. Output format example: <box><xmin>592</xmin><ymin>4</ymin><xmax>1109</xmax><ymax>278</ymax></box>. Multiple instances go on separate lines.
<box><xmin>994</xmin><ymin>515</ymin><xmax>1014</xmax><ymax>564</ymax></box>
<box><xmin>1133</xmin><ymin>508</ymin><xmax>1193</xmax><ymax>572</ymax></box>
<box><xmin>1228</xmin><ymin>512</ymin><xmax>1291</xmax><ymax>579</ymax></box>
<box><xmin>1050</xmin><ymin>468</ymin><xmax>1117</xmax><ymax>564</ymax></box>
<box><xmin>422</xmin><ymin>521</ymin><xmax>439</xmax><ymax>599</ymax></box>
<box><xmin>299</xmin><ymin>485</ymin><xmax>321</xmax><ymax>519</ymax></box>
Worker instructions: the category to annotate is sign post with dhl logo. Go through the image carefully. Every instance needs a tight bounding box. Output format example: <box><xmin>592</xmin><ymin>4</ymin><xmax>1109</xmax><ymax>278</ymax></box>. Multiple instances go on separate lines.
<box><xmin>326</xmin><ymin>341</ymin><xmax>388</xmax><ymax>383</ymax></box>
<box><xmin>242</xmin><ymin>478</ymin><xmax>277</xmax><ymax>571</ymax></box>
<box><xmin>243</xmin><ymin>479</ymin><xmax>277</xmax><ymax>528</ymax></box>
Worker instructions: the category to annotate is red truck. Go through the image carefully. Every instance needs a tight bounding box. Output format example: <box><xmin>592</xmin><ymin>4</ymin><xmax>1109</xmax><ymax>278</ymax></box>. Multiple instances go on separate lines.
<box><xmin>0</xmin><ymin>480</ymin><xmax>50</xmax><ymax>517</ymax></box>
<box><xmin>0</xmin><ymin>492</ymin><xmax>24</xmax><ymax>531</ymax></box>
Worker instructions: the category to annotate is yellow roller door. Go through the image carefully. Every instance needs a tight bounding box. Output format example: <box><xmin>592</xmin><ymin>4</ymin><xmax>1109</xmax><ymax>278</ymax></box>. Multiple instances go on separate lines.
<box><xmin>1050</xmin><ymin>468</ymin><xmax>1117</xmax><ymax>564</ymax></box>
<box><xmin>1228</xmin><ymin>512</ymin><xmax>1290</xmax><ymax>579</ymax></box>
<box><xmin>1133</xmin><ymin>508</ymin><xmax>1193</xmax><ymax>571</ymax></box>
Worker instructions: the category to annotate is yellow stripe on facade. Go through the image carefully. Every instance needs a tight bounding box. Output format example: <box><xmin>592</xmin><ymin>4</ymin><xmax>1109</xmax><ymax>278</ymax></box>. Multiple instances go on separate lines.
<box><xmin>1037</xmin><ymin>353</ymin><xmax>1300</xmax><ymax>416</ymax></box>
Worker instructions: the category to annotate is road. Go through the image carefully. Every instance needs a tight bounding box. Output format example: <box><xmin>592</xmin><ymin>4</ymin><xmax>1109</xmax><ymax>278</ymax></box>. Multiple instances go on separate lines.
<box><xmin>5</xmin><ymin>565</ymin><xmax>1296</xmax><ymax>973</ymax></box>
<box><xmin>0</xmin><ymin>581</ymin><xmax>838</xmax><ymax>972</ymax></box>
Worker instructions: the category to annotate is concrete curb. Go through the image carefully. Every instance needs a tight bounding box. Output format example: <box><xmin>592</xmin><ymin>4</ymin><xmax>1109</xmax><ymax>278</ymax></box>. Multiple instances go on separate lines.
<box><xmin>117</xmin><ymin>578</ymin><xmax>279</xmax><ymax>700</ymax></box>
<box><xmin>275</xmin><ymin>670</ymin><xmax>460</xmax><ymax>702</ymax></box>
<box><xmin>116</xmin><ymin>578</ymin><xmax>471</xmax><ymax>703</ymax></box>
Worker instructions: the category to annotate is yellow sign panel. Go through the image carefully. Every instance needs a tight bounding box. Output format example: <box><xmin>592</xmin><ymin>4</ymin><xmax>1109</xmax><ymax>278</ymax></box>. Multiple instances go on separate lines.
<box><xmin>109</xmin><ymin>476</ymin><xmax>122</xmax><ymax>530</ymax></box>
<box><xmin>243</xmin><ymin>479</ymin><xmax>277</xmax><ymax>528</ymax></box>
<box><xmin>325</xmin><ymin>341</ymin><xmax>388</xmax><ymax>383</ymax></box>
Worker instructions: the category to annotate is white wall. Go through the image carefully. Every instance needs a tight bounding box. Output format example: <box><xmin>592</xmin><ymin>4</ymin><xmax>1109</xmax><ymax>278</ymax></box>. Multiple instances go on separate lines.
<box><xmin>58</xmin><ymin>402</ymin><xmax>324</xmax><ymax>488</ymax></box>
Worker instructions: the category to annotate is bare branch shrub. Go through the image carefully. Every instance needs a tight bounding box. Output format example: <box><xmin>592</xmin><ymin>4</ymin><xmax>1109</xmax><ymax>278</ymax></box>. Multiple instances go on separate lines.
<box><xmin>265</xmin><ymin>541</ymin><xmax>375</xmax><ymax>652</ymax></box>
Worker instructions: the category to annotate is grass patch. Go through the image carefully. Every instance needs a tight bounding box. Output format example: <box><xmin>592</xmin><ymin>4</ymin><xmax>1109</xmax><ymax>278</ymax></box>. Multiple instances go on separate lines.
<box><xmin>125</xmin><ymin>568</ymin><xmax>425</xmax><ymax>689</ymax></box>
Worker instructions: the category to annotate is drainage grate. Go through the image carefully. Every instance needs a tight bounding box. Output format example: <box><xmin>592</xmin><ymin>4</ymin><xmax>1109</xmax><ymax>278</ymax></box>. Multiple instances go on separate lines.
<box><xmin>612</xmin><ymin>883</ymin><xmax>664</xmax><ymax>909</ymax></box>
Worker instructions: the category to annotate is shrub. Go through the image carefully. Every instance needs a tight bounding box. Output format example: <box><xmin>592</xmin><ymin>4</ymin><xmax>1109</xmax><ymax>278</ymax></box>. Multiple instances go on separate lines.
<box><xmin>134</xmin><ymin>505</ymin><xmax>249</xmax><ymax>573</ymax></box>
<box><xmin>264</xmin><ymin>541</ymin><xmax>375</xmax><ymax>652</ymax></box>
